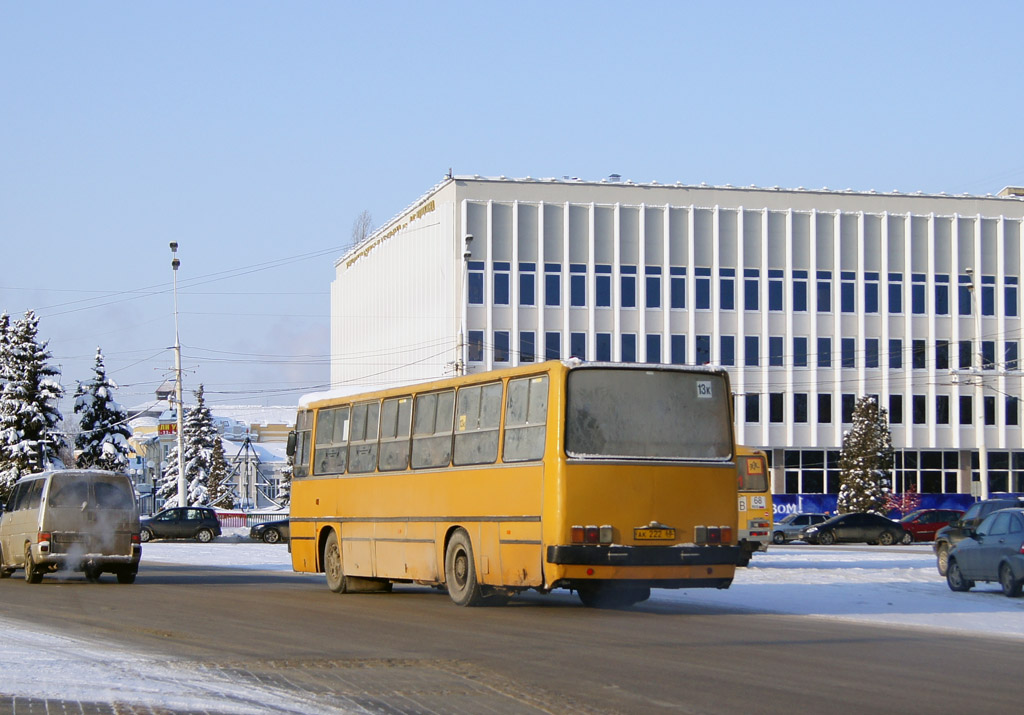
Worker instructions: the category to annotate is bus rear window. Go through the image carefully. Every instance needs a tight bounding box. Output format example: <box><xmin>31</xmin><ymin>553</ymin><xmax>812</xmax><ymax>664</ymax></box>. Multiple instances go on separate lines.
<box><xmin>565</xmin><ymin>368</ymin><xmax>733</xmax><ymax>461</ymax></box>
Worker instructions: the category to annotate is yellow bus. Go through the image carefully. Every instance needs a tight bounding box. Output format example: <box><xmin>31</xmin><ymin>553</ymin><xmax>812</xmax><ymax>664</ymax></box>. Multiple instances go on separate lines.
<box><xmin>735</xmin><ymin>447</ymin><xmax>772</xmax><ymax>566</ymax></box>
<box><xmin>287</xmin><ymin>360</ymin><xmax>742</xmax><ymax>608</ymax></box>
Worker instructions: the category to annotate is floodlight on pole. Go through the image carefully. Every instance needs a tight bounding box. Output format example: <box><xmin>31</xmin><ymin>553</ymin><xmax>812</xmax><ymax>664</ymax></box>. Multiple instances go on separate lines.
<box><xmin>170</xmin><ymin>242</ymin><xmax>187</xmax><ymax>507</ymax></box>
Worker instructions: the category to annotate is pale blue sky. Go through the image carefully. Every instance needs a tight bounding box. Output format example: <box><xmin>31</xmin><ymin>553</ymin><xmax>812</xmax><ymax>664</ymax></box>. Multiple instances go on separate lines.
<box><xmin>3</xmin><ymin>1</ymin><xmax>1024</xmax><ymax>412</ymax></box>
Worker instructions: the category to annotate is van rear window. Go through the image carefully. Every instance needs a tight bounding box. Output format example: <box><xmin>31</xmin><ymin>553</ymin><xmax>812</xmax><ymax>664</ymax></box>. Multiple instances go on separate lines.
<box><xmin>94</xmin><ymin>481</ymin><xmax>135</xmax><ymax>509</ymax></box>
<box><xmin>49</xmin><ymin>479</ymin><xmax>90</xmax><ymax>508</ymax></box>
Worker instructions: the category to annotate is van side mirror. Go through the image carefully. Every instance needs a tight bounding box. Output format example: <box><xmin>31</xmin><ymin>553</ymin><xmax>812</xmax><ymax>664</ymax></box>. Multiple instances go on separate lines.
<box><xmin>286</xmin><ymin>431</ymin><xmax>296</xmax><ymax>457</ymax></box>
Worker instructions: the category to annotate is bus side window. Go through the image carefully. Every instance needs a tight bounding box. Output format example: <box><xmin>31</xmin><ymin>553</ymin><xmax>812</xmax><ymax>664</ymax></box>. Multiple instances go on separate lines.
<box><xmin>293</xmin><ymin>410</ymin><xmax>313</xmax><ymax>478</ymax></box>
<box><xmin>379</xmin><ymin>397</ymin><xmax>412</xmax><ymax>471</ymax></box>
<box><xmin>503</xmin><ymin>375</ymin><xmax>548</xmax><ymax>462</ymax></box>
<box><xmin>453</xmin><ymin>382</ymin><xmax>502</xmax><ymax>466</ymax></box>
<box><xmin>348</xmin><ymin>401</ymin><xmax>380</xmax><ymax>473</ymax></box>
<box><xmin>314</xmin><ymin>406</ymin><xmax>349</xmax><ymax>475</ymax></box>
<box><xmin>412</xmin><ymin>390</ymin><xmax>455</xmax><ymax>469</ymax></box>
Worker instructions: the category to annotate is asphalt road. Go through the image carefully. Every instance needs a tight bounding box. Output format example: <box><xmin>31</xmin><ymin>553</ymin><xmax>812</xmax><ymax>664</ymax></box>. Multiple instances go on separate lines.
<box><xmin>1</xmin><ymin>562</ymin><xmax>1019</xmax><ymax>714</ymax></box>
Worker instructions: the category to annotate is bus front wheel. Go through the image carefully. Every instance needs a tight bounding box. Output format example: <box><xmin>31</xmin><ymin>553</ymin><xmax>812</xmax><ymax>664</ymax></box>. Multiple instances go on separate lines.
<box><xmin>445</xmin><ymin>529</ymin><xmax>485</xmax><ymax>607</ymax></box>
<box><xmin>324</xmin><ymin>531</ymin><xmax>348</xmax><ymax>594</ymax></box>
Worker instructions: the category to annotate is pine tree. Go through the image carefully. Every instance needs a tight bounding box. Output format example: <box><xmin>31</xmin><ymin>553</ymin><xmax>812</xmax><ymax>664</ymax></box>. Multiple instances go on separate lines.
<box><xmin>157</xmin><ymin>437</ymin><xmax>182</xmax><ymax>506</ymax></box>
<box><xmin>0</xmin><ymin>310</ymin><xmax>65</xmax><ymax>502</ymax></box>
<box><xmin>206</xmin><ymin>437</ymin><xmax>234</xmax><ymax>508</ymax></box>
<box><xmin>74</xmin><ymin>347</ymin><xmax>132</xmax><ymax>472</ymax></box>
<box><xmin>277</xmin><ymin>463</ymin><xmax>292</xmax><ymax>507</ymax></box>
<box><xmin>837</xmin><ymin>395</ymin><xmax>894</xmax><ymax>514</ymax></box>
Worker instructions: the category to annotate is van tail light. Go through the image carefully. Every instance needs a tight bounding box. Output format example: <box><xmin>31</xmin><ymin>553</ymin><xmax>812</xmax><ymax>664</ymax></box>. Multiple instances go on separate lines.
<box><xmin>131</xmin><ymin>533</ymin><xmax>141</xmax><ymax>545</ymax></box>
<box><xmin>37</xmin><ymin>532</ymin><xmax>51</xmax><ymax>544</ymax></box>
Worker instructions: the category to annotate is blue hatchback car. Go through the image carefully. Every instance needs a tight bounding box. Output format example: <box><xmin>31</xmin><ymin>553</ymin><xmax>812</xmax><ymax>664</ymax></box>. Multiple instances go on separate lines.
<box><xmin>946</xmin><ymin>508</ymin><xmax>1024</xmax><ymax>598</ymax></box>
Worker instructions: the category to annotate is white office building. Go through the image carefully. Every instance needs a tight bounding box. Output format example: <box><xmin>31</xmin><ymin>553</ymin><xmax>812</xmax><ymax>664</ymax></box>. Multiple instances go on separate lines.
<box><xmin>330</xmin><ymin>175</ymin><xmax>1024</xmax><ymax>501</ymax></box>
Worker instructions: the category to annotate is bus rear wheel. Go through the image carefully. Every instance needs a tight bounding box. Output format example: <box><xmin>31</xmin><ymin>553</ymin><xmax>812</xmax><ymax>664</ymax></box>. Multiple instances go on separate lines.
<box><xmin>577</xmin><ymin>582</ymin><xmax>650</xmax><ymax>609</ymax></box>
<box><xmin>445</xmin><ymin>529</ymin><xmax>485</xmax><ymax>606</ymax></box>
<box><xmin>324</xmin><ymin>531</ymin><xmax>348</xmax><ymax>593</ymax></box>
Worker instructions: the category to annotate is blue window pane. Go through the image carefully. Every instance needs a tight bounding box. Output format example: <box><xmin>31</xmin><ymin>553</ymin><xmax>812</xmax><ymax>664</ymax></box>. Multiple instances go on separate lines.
<box><xmin>545</xmin><ymin>273</ymin><xmax>560</xmax><ymax>307</ymax></box>
<box><xmin>494</xmin><ymin>331</ymin><xmax>510</xmax><ymax>362</ymax></box>
<box><xmin>864</xmin><ymin>283</ymin><xmax>878</xmax><ymax>313</ymax></box>
<box><xmin>982</xmin><ymin>285</ymin><xmax>995</xmax><ymax>316</ymax></box>
<box><xmin>793</xmin><ymin>337</ymin><xmax>808</xmax><ymax>367</ymax></box>
<box><xmin>696</xmin><ymin>277</ymin><xmax>710</xmax><ymax>310</ymax></box>
<box><xmin>646</xmin><ymin>276</ymin><xmax>661</xmax><ymax>308</ymax></box>
<box><xmin>622</xmin><ymin>334</ymin><xmax>637</xmax><ymax>362</ymax></box>
<box><xmin>912</xmin><ymin>284</ymin><xmax>926</xmax><ymax>314</ymax></box>
<box><xmin>768</xmin><ymin>280</ymin><xmax>783</xmax><ymax>311</ymax></box>
<box><xmin>468</xmin><ymin>271</ymin><xmax>484</xmax><ymax>305</ymax></box>
<box><xmin>494</xmin><ymin>272</ymin><xmax>510</xmax><ymax>305</ymax></box>
<box><xmin>959</xmin><ymin>277</ymin><xmax>972</xmax><ymax>315</ymax></box>
<box><xmin>745</xmin><ymin>336</ymin><xmax>759</xmax><ymax>367</ymax></box>
<box><xmin>720</xmin><ymin>277</ymin><xmax>734</xmax><ymax>310</ymax></box>
<box><xmin>468</xmin><ymin>330</ymin><xmax>484</xmax><ymax>362</ymax></box>
<box><xmin>817</xmin><ymin>337</ymin><xmax>831</xmax><ymax>368</ymax></box>
<box><xmin>545</xmin><ymin>332</ymin><xmax>560</xmax><ymax>360</ymax></box>
<box><xmin>817</xmin><ymin>278</ymin><xmax>831</xmax><ymax>312</ymax></box>
<box><xmin>912</xmin><ymin>340</ymin><xmax>926</xmax><ymax>369</ymax></box>
<box><xmin>520</xmin><ymin>273</ymin><xmax>535</xmax><ymax>306</ymax></box>
<box><xmin>841</xmin><ymin>282</ymin><xmax>855</xmax><ymax>313</ymax></box>
<box><xmin>519</xmin><ymin>332</ymin><xmax>535</xmax><ymax>363</ymax></box>
<box><xmin>935</xmin><ymin>284</ymin><xmax>948</xmax><ymax>315</ymax></box>
<box><xmin>1006</xmin><ymin>285</ymin><xmax>1018</xmax><ymax>317</ymax></box>
<box><xmin>671</xmin><ymin>335</ymin><xmax>686</xmax><ymax>364</ymax></box>
<box><xmin>719</xmin><ymin>335</ymin><xmax>734</xmax><ymax>366</ymax></box>
<box><xmin>696</xmin><ymin>335</ymin><xmax>711</xmax><ymax>365</ymax></box>
<box><xmin>647</xmin><ymin>334</ymin><xmax>663</xmax><ymax>363</ymax></box>
<box><xmin>1007</xmin><ymin>341</ymin><xmax>1019</xmax><ymax>370</ymax></box>
<box><xmin>865</xmin><ymin>338</ymin><xmax>879</xmax><ymax>368</ymax></box>
<box><xmin>769</xmin><ymin>336</ymin><xmax>784</xmax><ymax>367</ymax></box>
<box><xmin>842</xmin><ymin>338</ymin><xmax>856</xmax><ymax>368</ymax></box>
<box><xmin>745</xmin><ymin>277</ymin><xmax>759</xmax><ymax>311</ymax></box>
<box><xmin>889</xmin><ymin>282</ymin><xmax>902</xmax><ymax>313</ymax></box>
<box><xmin>571</xmin><ymin>274</ymin><xmax>586</xmax><ymax>307</ymax></box>
<box><xmin>570</xmin><ymin>332</ymin><xmax>586</xmax><ymax>360</ymax></box>
<box><xmin>622</xmin><ymin>275</ymin><xmax>637</xmax><ymax>308</ymax></box>
<box><xmin>596</xmin><ymin>333</ymin><xmax>611</xmax><ymax>361</ymax></box>
<box><xmin>671</xmin><ymin>276</ymin><xmax>685</xmax><ymax>308</ymax></box>
<box><xmin>793</xmin><ymin>280</ymin><xmax>807</xmax><ymax>312</ymax></box>
<box><xmin>596</xmin><ymin>275</ymin><xmax>611</xmax><ymax>307</ymax></box>
<box><xmin>983</xmin><ymin>340</ymin><xmax>996</xmax><ymax>369</ymax></box>
<box><xmin>889</xmin><ymin>339</ymin><xmax>902</xmax><ymax>369</ymax></box>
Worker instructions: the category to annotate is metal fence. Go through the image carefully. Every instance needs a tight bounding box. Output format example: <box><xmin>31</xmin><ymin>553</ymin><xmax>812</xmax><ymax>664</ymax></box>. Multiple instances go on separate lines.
<box><xmin>216</xmin><ymin>511</ymin><xmax>288</xmax><ymax>528</ymax></box>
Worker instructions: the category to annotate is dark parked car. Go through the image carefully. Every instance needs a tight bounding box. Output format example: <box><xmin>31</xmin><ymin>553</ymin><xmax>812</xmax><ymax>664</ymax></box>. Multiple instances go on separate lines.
<box><xmin>772</xmin><ymin>513</ymin><xmax>829</xmax><ymax>544</ymax></box>
<box><xmin>946</xmin><ymin>507</ymin><xmax>1024</xmax><ymax>597</ymax></box>
<box><xmin>801</xmin><ymin>512</ymin><xmax>911</xmax><ymax>545</ymax></box>
<box><xmin>934</xmin><ymin>497</ymin><xmax>1024</xmax><ymax>575</ymax></box>
<box><xmin>898</xmin><ymin>509</ymin><xmax>965</xmax><ymax>543</ymax></box>
<box><xmin>140</xmin><ymin>507</ymin><xmax>221</xmax><ymax>543</ymax></box>
<box><xmin>249</xmin><ymin>519</ymin><xmax>289</xmax><ymax>544</ymax></box>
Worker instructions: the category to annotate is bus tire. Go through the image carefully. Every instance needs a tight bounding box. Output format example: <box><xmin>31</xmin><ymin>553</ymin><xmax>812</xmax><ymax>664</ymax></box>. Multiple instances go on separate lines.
<box><xmin>324</xmin><ymin>531</ymin><xmax>348</xmax><ymax>594</ymax></box>
<box><xmin>445</xmin><ymin>529</ymin><xmax>485</xmax><ymax>607</ymax></box>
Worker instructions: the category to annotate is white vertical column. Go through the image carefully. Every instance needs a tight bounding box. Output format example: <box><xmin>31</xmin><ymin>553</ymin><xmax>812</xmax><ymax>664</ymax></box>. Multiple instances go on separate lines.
<box><xmin>926</xmin><ymin>213</ymin><xmax>938</xmax><ymax>449</ymax></box>
<box><xmin>856</xmin><ymin>212</ymin><xmax>867</xmax><ymax>400</ymax></box>
<box><xmin>562</xmin><ymin>201</ymin><xmax>571</xmax><ymax>353</ymax></box>
<box><xmin>880</xmin><ymin>212</ymin><xmax>891</xmax><ymax>437</ymax></box>
<box><xmin>785</xmin><ymin>209</ymin><xmax>796</xmax><ymax>447</ymax></box>
<box><xmin>536</xmin><ymin>202</ymin><xmax>546</xmax><ymax>360</ymax></box>
<box><xmin>832</xmin><ymin>211</ymin><xmax>843</xmax><ymax>449</ymax></box>
<box><xmin>613</xmin><ymin>203</ymin><xmax>622</xmax><ymax>360</ymax></box>
<box><xmin>995</xmin><ymin>215</ymin><xmax>1006</xmax><ymax>448</ymax></box>
<box><xmin>809</xmin><ymin>209</ymin><xmax>820</xmax><ymax>432</ymax></box>
<box><xmin>760</xmin><ymin>209</ymin><xmax>770</xmax><ymax>448</ymax></box>
<box><xmin>662</xmin><ymin>206</ymin><xmax>672</xmax><ymax>362</ymax></box>
<box><xmin>639</xmin><ymin>204</ymin><xmax>648</xmax><ymax>361</ymax></box>
<box><xmin>588</xmin><ymin>203</ymin><xmax>597</xmax><ymax>359</ymax></box>
<box><xmin>511</xmin><ymin>200</ymin><xmax>520</xmax><ymax>366</ymax></box>
<box><xmin>951</xmin><ymin>214</ymin><xmax>962</xmax><ymax>451</ymax></box>
<box><xmin>711</xmin><ymin>206</ymin><xmax>721</xmax><ymax>366</ymax></box>
<box><xmin>485</xmin><ymin>200</ymin><xmax>494</xmax><ymax>371</ymax></box>
<box><xmin>902</xmin><ymin>213</ymin><xmax>914</xmax><ymax>450</ymax></box>
<box><xmin>687</xmin><ymin>207</ymin><xmax>697</xmax><ymax>364</ymax></box>
<box><xmin>735</xmin><ymin>207</ymin><xmax>746</xmax><ymax>445</ymax></box>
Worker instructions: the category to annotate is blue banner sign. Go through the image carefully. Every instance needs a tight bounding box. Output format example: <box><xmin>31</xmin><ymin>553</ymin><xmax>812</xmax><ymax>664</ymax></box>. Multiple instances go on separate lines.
<box><xmin>771</xmin><ymin>493</ymin><xmax>1021</xmax><ymax>519</ymax></box>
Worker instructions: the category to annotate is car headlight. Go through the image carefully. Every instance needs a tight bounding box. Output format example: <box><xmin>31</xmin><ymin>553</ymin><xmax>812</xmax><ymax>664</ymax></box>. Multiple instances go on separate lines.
<box><xmin>805</xmin><ymin>526</ymin><xmax>818</xmax><ymax>534</ymax></box>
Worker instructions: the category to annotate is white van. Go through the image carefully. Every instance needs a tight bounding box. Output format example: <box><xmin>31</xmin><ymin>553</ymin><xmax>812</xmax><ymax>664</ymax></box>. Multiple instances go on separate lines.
<box><xmin>0</xmin><ymin>469</ymin><xmax>142</xmax><ymax>583</ymax></box>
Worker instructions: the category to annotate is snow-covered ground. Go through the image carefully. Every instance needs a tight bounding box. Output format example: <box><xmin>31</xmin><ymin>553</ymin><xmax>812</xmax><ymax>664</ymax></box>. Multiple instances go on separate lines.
<box><xmin>2</xmin><ymin>531</ymin><xmax>1022</xmax><ymax>712</ymax></box>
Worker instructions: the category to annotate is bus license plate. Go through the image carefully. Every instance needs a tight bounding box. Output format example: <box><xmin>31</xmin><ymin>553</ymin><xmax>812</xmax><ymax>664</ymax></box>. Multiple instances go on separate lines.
<box><xmin>634</xmin><ymin>528</ymin><xmax>676</xmax><ymax>540</ymax></box>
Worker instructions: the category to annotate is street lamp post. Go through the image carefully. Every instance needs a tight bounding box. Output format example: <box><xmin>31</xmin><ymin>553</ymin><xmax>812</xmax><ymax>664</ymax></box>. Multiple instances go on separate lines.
<box><xmin>170</xmin><ymin>242</ymin><xmax>187</xmax><ymax>507</ymax></box>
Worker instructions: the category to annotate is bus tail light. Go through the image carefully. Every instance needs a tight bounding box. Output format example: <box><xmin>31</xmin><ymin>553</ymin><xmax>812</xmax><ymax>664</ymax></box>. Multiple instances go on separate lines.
<box><xmin>695</xmin><ymin>526</ymin><xmax>733</xmax><ymax>545</ymax></box>
<box><xmin>571</xmin><ymin>525</ymin><xmax>614</xmax><ymax>545</ymax></box>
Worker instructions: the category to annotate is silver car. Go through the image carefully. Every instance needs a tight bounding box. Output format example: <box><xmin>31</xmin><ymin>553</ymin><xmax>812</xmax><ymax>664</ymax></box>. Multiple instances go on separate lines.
<box><xmin>772</xmin><ymin>512</ymin><xmax>829</xmax><ymax>544</ymax></box>
<box><xmin>946</xmin><ymin>507</ymin><xmax>1024</xmax><ymax>597</ymax></box>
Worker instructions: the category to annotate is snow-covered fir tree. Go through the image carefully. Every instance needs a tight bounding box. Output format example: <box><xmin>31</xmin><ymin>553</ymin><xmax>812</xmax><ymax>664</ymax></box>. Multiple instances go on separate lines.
<box><xmin>156</xmin><ymin>434</ymin><xmax>182</xmax><ymax>505</ymax></box>
<box><xmin>157</xmin><ymin>384</ymin><xmax>219</xmax><ymax>507</ymax></box>
<box><xmin>0</xmin><ymin>310</ymin><xmax>65</xmax><ymax>502</ymax></box>
<box><xmin>206</xmin><ymin>437</ymin><xmax>234</xmax><ymax>508</ymax></box>
<box><xmin>837</xmin><ymin>395</ymin><xmax>894</xmax><ymax>514</ymax></box>
<box><xmin>277</xmin><ymin>463</ymin><xmax>292</xmax><ymax>507</ymax></box>
<box><xmin>74</xmin><ymin>347</ymin><xmax>132</xmax><ymax>472</ymax></box>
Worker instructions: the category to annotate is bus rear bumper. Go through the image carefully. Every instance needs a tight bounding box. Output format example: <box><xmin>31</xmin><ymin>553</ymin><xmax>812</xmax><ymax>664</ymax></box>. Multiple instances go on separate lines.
<box><xmin>546</xmin><ymin>544</ymin><xmax>742</xmax><ymax>567</ymax></box>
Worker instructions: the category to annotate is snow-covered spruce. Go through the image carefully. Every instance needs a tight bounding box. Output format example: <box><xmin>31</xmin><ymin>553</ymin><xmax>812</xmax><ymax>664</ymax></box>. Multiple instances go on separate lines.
<box><xmin>837</xmin><ymin>395</ymin><xmax>894</xmax><ymax>515</ymax></box>
<box><xmin>0</xmin><ymin>310</ymin><xmax>66</xmax><ymax>502</ymax></box>
<box><xmin>157</xmin><ymin>384</ymin><xmax>230</xmax><ymax>507</ymax></box>
<box><xmin>74</xmin><ymin>347</ymin><xmax>132</xmax><ymax>472</ymax></box>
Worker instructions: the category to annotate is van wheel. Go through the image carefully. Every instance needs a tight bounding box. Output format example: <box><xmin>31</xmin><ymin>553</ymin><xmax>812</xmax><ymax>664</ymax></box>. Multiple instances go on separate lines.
<box><xmin>24</xmin><ymin>546</ymin><xmax>43</xmax><ymax>584</ymax></box>
<box><xmin>195</xmin><ymin>528</ymin><xmax>214</xmax><ymax>543</ymax></box>
<box><xmin>116</xmin><ymin>569</ymin><xmax>137</xmax><ymax>584</ymax></box>
<box><xmin>445</xmin><ymin>529</ymin><xmax>485</xmax><ymax>606</ymax></box>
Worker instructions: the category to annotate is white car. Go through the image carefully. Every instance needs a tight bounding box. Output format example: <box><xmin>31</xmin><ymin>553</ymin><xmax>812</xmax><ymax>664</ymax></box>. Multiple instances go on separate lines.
<box><xmin>772</xmin><ymin>512</ymin><xmax>829</xmax><ymax>544</ymax></box>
